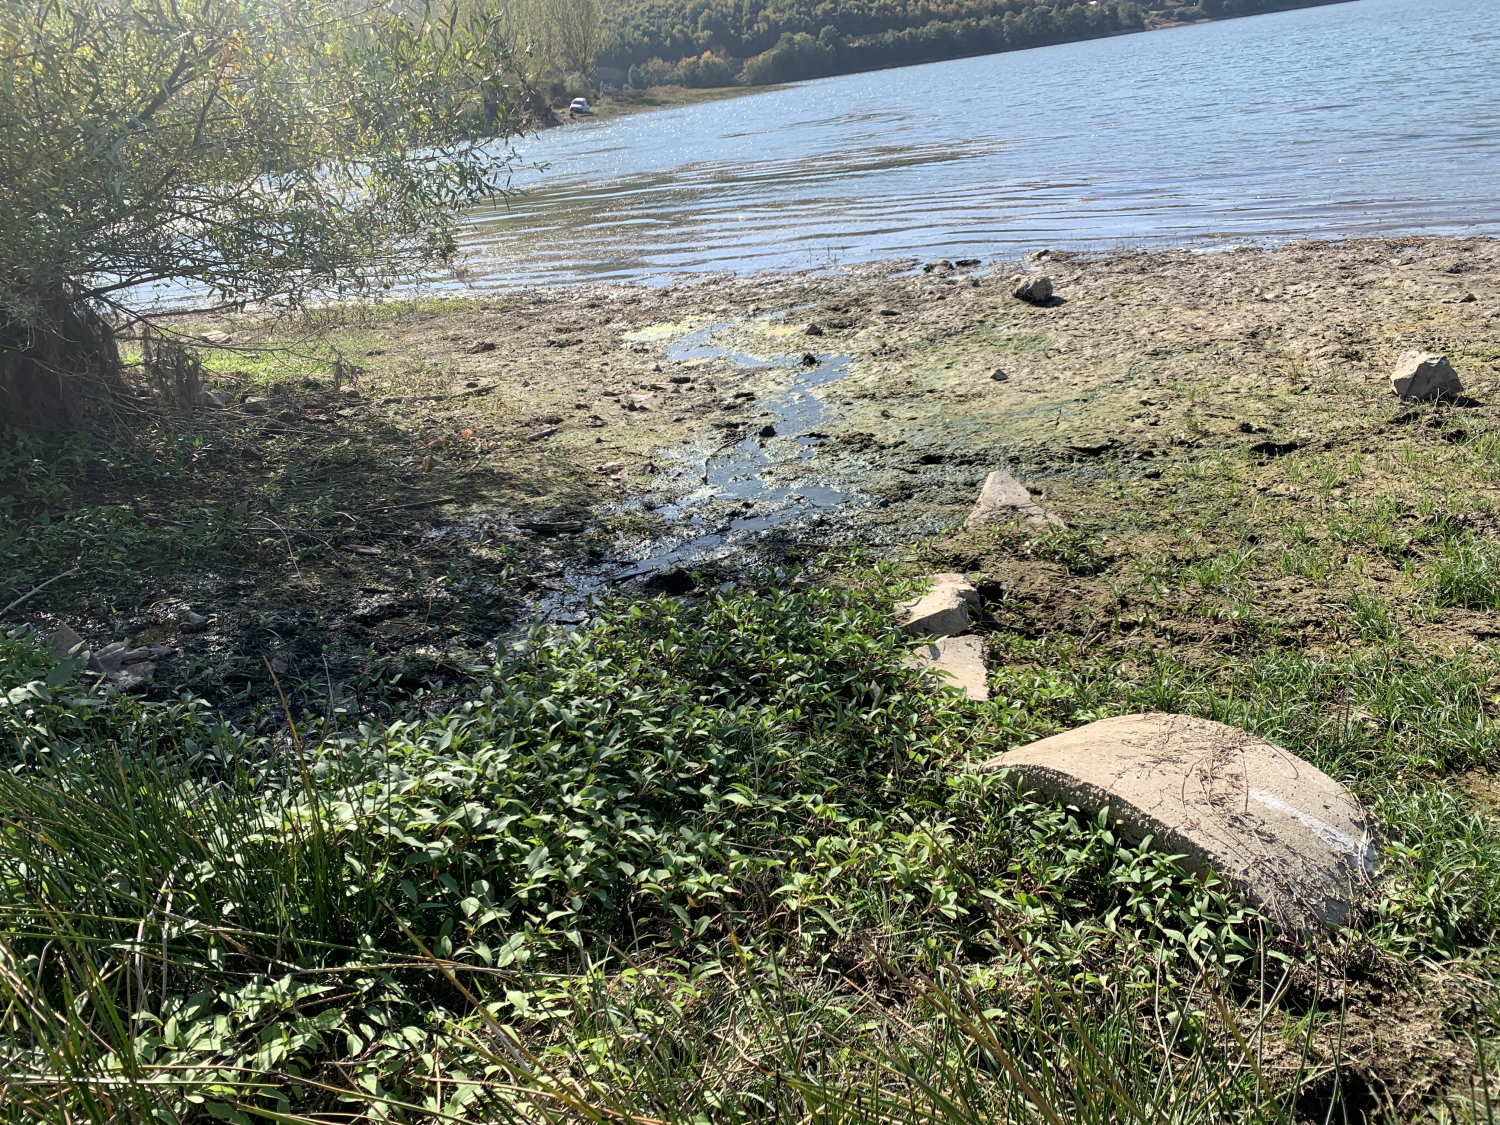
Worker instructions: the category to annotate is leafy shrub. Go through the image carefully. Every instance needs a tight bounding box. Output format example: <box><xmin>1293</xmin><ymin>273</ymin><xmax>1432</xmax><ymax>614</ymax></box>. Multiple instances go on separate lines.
<box><xmin>0</xmin><ymin>583</ymin><xmax>1277</xmax><ymax>1118</ymax></box>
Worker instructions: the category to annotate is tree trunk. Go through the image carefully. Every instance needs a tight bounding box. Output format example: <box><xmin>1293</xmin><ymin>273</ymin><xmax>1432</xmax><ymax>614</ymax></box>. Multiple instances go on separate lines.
<box><xmin>0</xmin><ymin>295</ymin><xmax>123</xmax><ymax>431</ymax></box>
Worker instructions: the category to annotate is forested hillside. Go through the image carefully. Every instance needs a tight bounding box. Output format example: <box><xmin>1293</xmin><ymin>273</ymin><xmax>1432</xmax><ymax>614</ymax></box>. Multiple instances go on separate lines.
<box><xmin>601</xmin><ymin>0</ymin><xmax>1354</xmax><ymax>87</ymax></box>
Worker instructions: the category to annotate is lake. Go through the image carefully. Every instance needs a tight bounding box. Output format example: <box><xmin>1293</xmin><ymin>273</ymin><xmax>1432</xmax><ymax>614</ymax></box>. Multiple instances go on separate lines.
<box><xmin>452</xmin><ymin>0</ymin><xmax>1498</xmax><ymax>289</ymax></box>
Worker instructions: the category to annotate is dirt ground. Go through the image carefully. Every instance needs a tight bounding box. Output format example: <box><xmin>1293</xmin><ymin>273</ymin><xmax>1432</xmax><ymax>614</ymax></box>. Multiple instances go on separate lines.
<box><xmin>8</xmin><ymin>236</ymin><xmax>1499</xmax><ymax>720</ymax></box>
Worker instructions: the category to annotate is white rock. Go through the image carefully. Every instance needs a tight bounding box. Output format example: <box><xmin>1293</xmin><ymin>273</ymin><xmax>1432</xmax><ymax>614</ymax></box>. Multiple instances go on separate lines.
<box><xmin>965</xmin><ymin>469</ymin><xmax>1064</xmax><ymax>530</ymax></box>
<box><xmin>1391</xmin><ymin>351</ymin><xmax>1462</xmax><ymax>402</ymax></box>
<box><xmin>904</xmin><ymin>635</ymin><xmax>989</xmax><ymax>701</ymax></box>
<box><xmin>897</xmin><ymin>573</ymin><xmax>979</xmax><ymax>637</ymax></box>
<box><xmin>980</xmin><ymin>713</ymin><xmax>1380</xmax><ymax>930</ymax></box>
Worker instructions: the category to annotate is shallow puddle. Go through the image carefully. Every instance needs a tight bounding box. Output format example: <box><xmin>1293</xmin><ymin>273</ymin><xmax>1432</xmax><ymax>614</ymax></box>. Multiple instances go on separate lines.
<box><xmin>538</xmin><ymin>320</ymin><xmax>863</xmax><ymax>618</ymax></box>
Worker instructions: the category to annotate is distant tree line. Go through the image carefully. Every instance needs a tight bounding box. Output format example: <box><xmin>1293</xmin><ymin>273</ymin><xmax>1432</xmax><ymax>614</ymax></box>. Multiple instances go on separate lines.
<box><xmin>601</xmin><ymin>0</ymin><xmax>1353</xmax><ymax>88</ymax></box>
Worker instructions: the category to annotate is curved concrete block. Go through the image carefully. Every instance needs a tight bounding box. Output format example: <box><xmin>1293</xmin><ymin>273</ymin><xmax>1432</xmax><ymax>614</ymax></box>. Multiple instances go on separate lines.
<box><xmin>980</xmin><ymin>713</ymin><xmax>1379</xmax><ymax>929</ymax></box>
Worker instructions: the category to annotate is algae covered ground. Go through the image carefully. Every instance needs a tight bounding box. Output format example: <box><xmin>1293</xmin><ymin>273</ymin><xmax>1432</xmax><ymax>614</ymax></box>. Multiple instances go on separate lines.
<box><xmin>3</xmin><ymin>238</ymin><xmax>1500</xmax><ymax>1120</ymax></box>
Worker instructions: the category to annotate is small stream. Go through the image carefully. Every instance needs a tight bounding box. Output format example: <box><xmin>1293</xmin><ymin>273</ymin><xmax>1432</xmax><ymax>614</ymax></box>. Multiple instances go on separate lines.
<box><xmin>615</xmin><ymin>324</ymin><xmax>853</xmax><ymax>576</ymax></box>
<box><xmin>538</xmin><ymin>321</ymin><xmax>862</xmax><ymax>619</ymax></box>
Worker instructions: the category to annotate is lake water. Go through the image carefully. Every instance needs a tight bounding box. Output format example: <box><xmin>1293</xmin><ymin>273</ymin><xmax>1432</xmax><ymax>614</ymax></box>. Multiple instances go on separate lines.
<box><xmin>453</xmin><ymin>0</ymin><xmax>1499</xmax><ymax>289</ymax></box>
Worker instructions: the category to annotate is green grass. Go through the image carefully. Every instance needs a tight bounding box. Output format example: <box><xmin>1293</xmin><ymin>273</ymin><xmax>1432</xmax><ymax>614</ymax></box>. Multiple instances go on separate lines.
<box><xmin>3</xmin><ymin>569</ymin><xmax>1500</xmax><ymax>1121</ymax></box>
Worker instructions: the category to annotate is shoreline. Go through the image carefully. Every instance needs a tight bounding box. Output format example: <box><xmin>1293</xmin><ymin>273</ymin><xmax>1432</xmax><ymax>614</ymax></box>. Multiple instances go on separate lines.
<box><xmin>578</xmin><ymin>0</ymin><xmax>1361</xmax><ymax>117</ymax></box>
<box><xmin>47</xmin><ymin>232</ymin><xmax>1500</xmax><ymax>710</ymax></box>
<box><xmin>543</xmin><ymin>83</ymin><xmax>781</xmax><ymax>128</ymax></box>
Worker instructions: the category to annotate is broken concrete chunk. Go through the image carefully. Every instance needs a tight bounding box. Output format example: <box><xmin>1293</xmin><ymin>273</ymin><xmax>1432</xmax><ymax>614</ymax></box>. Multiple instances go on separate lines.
<box><xmin>980</xmin><ymin>713</ymin><xmax>1379</xmax><ymax>930</ymax></box>
<box><xmin>1010</xmin><ymin>275</ymin><xmax>1054</xmax><ymax>304</ymax></box>
<box><xmin>904</xmin><ymin>635</ymin><xmax>989</xmax><ymax>701</ymax></box>
<box><xmin>1390</xmin><ymin>351</ymin><xmax>1462</xmax><ymax>402</ymax></box>
<box><xmin>897</xmin><ymin>573</ymin><xmax>979</xmax><ymax>638</ymax></box>
<box><xmin>965</xmin><ymin>469</ymin><xmax>1064</xmax><ymax>530</ymax></box>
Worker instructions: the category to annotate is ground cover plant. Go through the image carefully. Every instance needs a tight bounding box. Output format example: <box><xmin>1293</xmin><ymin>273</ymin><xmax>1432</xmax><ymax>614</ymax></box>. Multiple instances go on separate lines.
<box><xmin>2</xmin><ymin>560</ymin><xmax>1500</xmax><ymax>1121</ymax></box>
<box><xmin>4</xmin><ymin>240</ymin><xmax>1500</xmax><ymax>1121</ymax></box>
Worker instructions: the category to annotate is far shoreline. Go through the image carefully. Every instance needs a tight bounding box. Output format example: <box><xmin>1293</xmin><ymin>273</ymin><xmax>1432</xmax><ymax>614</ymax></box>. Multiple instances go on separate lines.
<box><xmin>551</xmin><ymin>0</ymin><xmax>1361</xmax><ymax>128</ymax></box>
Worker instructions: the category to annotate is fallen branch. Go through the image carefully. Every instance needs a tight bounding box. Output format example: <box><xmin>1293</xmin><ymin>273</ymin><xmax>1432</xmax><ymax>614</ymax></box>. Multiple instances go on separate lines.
<box><xmin>1</xmin><ymin>567</ymin><xmax>81</xmax><ymax>617</ymax></box>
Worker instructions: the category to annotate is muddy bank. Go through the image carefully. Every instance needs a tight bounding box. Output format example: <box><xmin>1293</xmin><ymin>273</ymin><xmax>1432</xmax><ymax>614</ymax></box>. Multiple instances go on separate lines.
<box><xmin>7</xmin><ymin>236</ymin><xmax>1499</xmax><ymax>715</ymax></box>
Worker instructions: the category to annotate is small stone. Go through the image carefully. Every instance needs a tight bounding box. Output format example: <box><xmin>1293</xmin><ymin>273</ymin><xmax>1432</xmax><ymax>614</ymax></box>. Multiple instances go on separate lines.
<box><xmin>801</xmin><ymin>353</ymin><xmax>820</xmax><ymax>367</ymax></box>
<box><xmin>240</xmin><ymin>397</ymin><xmax>269</xmax><ymax>415</ymax></box>
<box><xmin>1010</xmin><ymin>275</ymin><xmax>1054</xmax><ymax>304</ymax></box>
<box><xmin>897</xmin><ymin>573</ymin><xmax>980</xmax><ymax>638</ymax></box>
<box><xmin>465</xmin><ymin>341</ymin><xmax>497</xmax><ymax>354</ymax></box>
<box><xmin>955</xmin><ymin>258</ymin><xmax>981</xmax><ymax>268</ymax></box>
<box><xmin>980</xmin><ymin>713</ymin><xmax>1380</xmax><ymax>930</ymax></box>
<box><xmin>527</xmin><ymin>427</ymin><xmax>559</xmax><ymax>442</ymax></box>
<box><xmin>178</xmin><ymin>609</ymin><xmax>210</xmax><ymax>632</ymax></box>
<box><xmin>198</xmin><ymin>330</ymin><xmax>232</xmax><ymax>345</ymax></box>
<box><xmin>805</xmin><ymin>323</ymin><xmax>826</xmax><ymax>337</ymax></box>
<box><xmin>758</xmin><ymin>424</ymin><xmax>777</xmax><ymax>439</ymax></box>
<box><xmin>110</xmin><ymin>663</ymin><xmax>156</xmax><ymax>691</ymax></box>
<box><xmin>1390</xmin><ymin>351</ymin><xmax>1462</xmax><ymax>402</ymax></box>
<box><xmin>623</xmin><ymin>394</ymin><xmax>656</xmax><ymax>412</ymax></box>
<box><xmin>669</xmin><ymin>374</ymin><xmax>693</xmax><ymax>384</ymax></box>
<box><xmin>199</xmin><ymin>390</ymin><xmax>229</xmax><ymax>409</ymax></box>
<box><xmin>990</xmin><ymin>369</ymin><xmax>1009</xmax><ymax>383</ymax></box>
<box><xmin>904</xmin><ymin>635</ymin><xmax>989</xmax><ymax>701</ymax></box>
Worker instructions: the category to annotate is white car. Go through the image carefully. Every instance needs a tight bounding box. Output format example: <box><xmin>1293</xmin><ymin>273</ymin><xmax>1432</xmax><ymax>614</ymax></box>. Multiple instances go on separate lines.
<box><xmin>568</xmin><ymin>97</ymin><xmax>593</xmax><ymax>116</ymax></box>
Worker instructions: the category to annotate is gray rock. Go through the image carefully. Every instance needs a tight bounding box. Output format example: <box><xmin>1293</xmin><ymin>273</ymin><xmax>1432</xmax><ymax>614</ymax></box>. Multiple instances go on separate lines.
<box><xmin>980</xmin><ymin>713</ymin><xmax>1380</xmax><ymax>929</ymax></box>
<box><xmin>199</xmin><ymin>390</ymin><xmax>229</xmax><ymax>409</ymax></box>
<box><xmin>47</xmin><ymin>625</ymin><xmax>88</xmax><ymax>663</ymax></box>
<box><xmin>623</xmin><ymin>394</ymin><xmax>656</xmax><ymax>412</ymax></box>
<box><xmin>198</xmin><ymin>330</ymin><xmax>232</xmax><ymax>345</ymax></box>
<box><xmin>178</xmin><ymin>608</ymin><xmax>210</xmax><ymax>632</ymax></box>
<box><xmin>805</xmin><ymin>323</ymin><xmax>826</xmax><ymax>337</ymax></box>
<box><xmin>1011</xmin><ymin>275</ymin><xmax>1054</xmax><ymax>304</ymax></box>
<box><xmin>110</xmin><ymin>663</ymin><xmax>156</xmax><ymax>691</ymax></box>
<box><xmin>241</xmin><ymin>397</ymin><xmax>269</xmax><ymax>415</ymax></box>
<box><xmin>965</xmin><ymin>469</ymin><xmax>1064</xmax><ymax>530</ymax></box>
<box><xmin>1391</xmin><ymin>351</ymin><xmax>1462</xmax><ymax>402</ymax></box>
<box><xmin>897</xmin><ymin>573</ymin><xmax>979</xmax><ymax>638</ymax></box>
<box><xmin>903</xmin><ymin>635</ymin><xmax>989</xmax><ymax>701</ymax></box>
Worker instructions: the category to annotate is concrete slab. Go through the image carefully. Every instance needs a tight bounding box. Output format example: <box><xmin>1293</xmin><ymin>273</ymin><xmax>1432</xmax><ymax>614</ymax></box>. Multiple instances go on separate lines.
<box><xmin>965</xmin><ymin>469</ymin><xmax>1064</xmax><ymax>530</ymax></box>
<box><xmin>898</xmin><ymin>573</ymin><xmax>979</xmax><ymax>637</ymax></box>
<box><xmin>980</xmin><ymin>713</ymin><xmax>1379</xmax><ymax>929</ymax></box>
<box><xmin>904</xmin><ymin>635</ymin><xmax>989</xmax><ymax>701</ymax></box>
